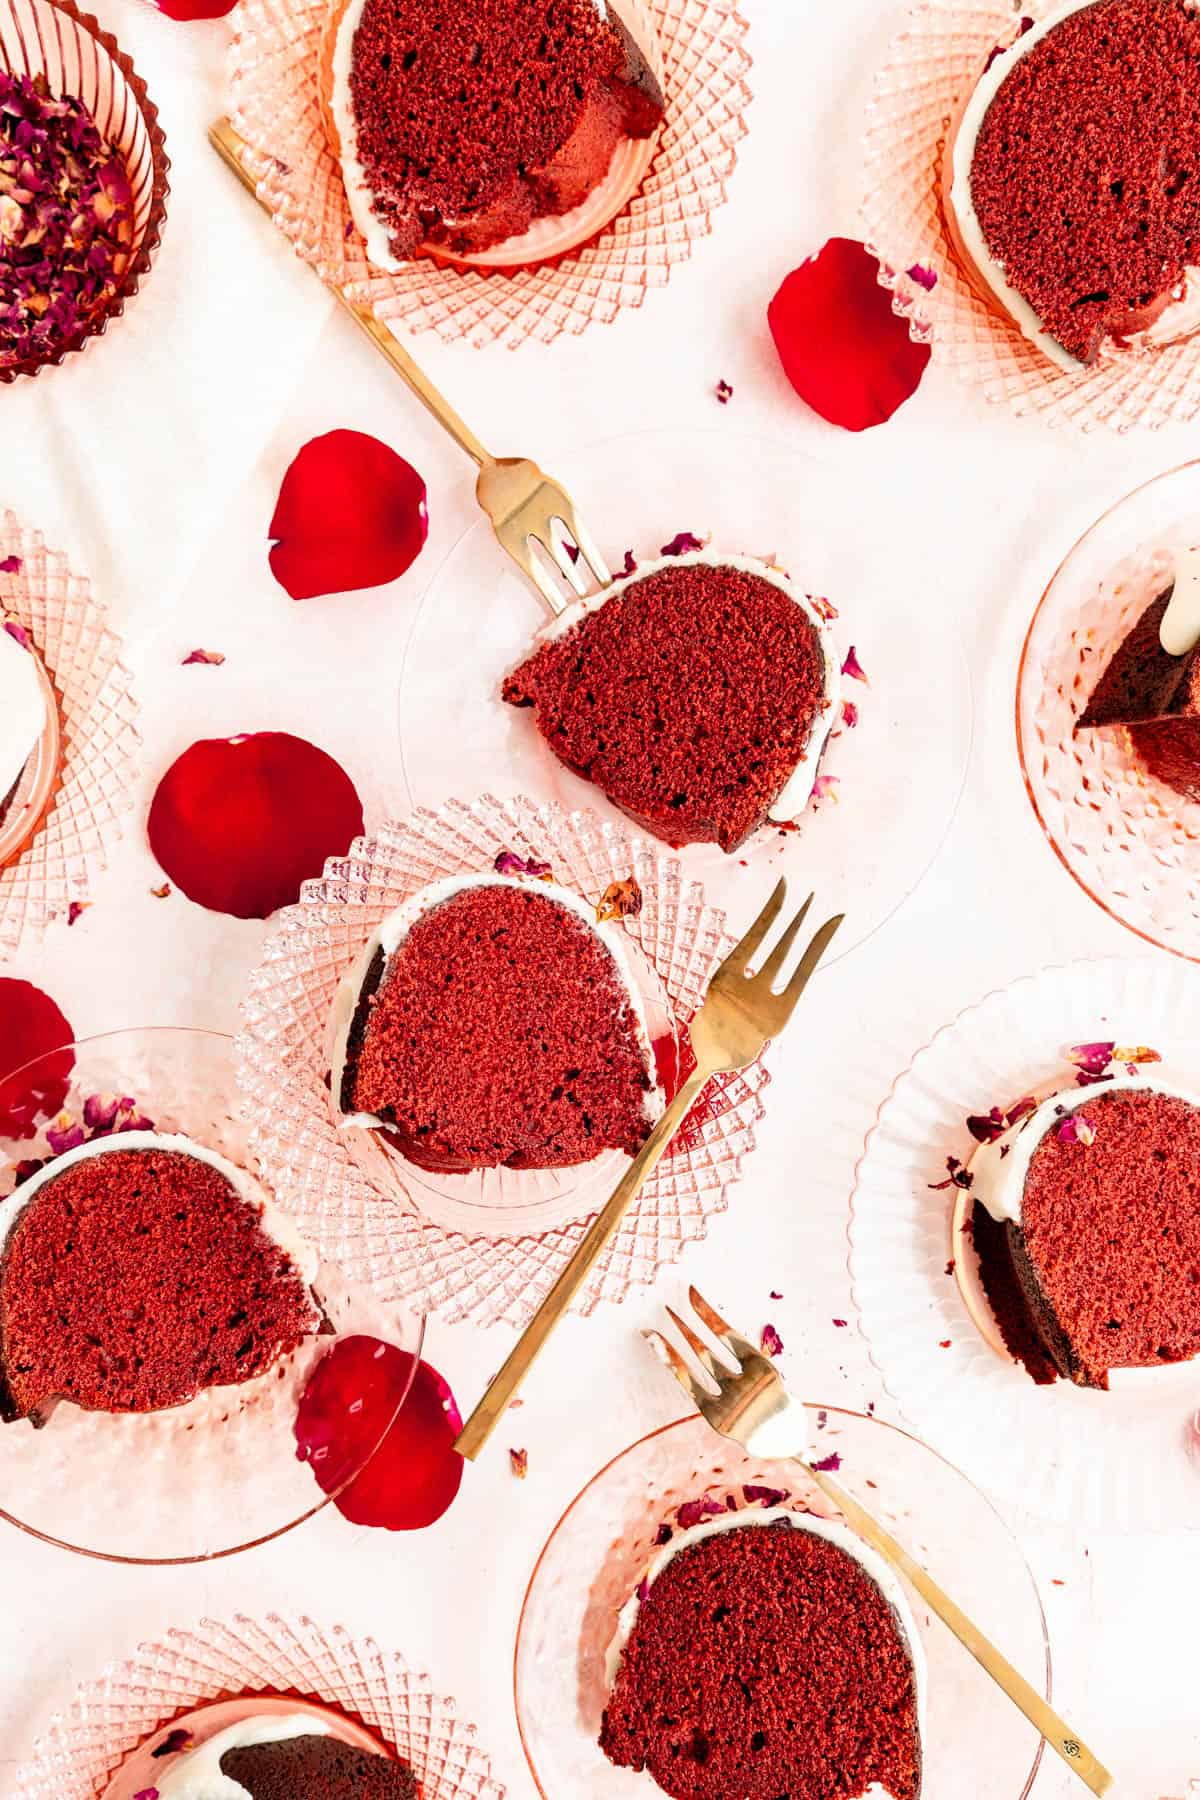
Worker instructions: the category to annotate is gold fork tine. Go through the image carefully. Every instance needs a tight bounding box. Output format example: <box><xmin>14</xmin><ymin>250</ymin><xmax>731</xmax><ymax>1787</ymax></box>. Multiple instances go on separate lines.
<box><xmin>773</xmin><ymin>913</ymin><xmax>845</xmax><ymax>1023</ymax></box>
<box><xmin>710</xmin><ymin>879</ymin><xmax>787</xmax><ymax>986</ymax></box>
<box><xmin>559</xmin><ymin>504</ymin><xmax>612</xmax><ymax>589</ymax></box>
<box><xmin>754</xmin><ymin>892</ymin><xmax>815</xmax><ymax>988</ymax></box>
<box><xmin>687</xmin><ymin>1285</ymin><xmax>759</xmax><ymax>1366</ymax></box>
<box><xmin>643</xmin><ymin>1329</ymin><xmax>711</xmax><ymax>1409</ymax></box>
<box><xmin>545</xmin><ymin>522</ymin><xmax>593</xmax><ymax>599</ymax></box>
<box><xmin>663</xmin><ymin>1305</ymin><xmax>724</xmax><ymax>1383</ymax></box>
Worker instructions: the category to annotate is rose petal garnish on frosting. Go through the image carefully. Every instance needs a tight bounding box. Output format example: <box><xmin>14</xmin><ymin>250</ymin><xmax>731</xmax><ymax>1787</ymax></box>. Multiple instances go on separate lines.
<box><xmin>660</xmin><ymin>531</ymin><xmax>706</xmax><ymax>557</ymax></box>
<box><xmin>841</xmin><ymin>645</ymin><xmax>869</xmax><ymax>684</ymax></box>
<box><xmin>82</xmin><ymin>1093</ymin><xmax>121</xmax><ymax>1132</ymax></box>
<box><xmin>906</xmin><ymin>263</ymin><xmax>938</xmax><ymax>292</ymax></box>
<box><xmin>715</xmin><ymin>378</ymin><xmax>733</xmax><ymax>404</ymax></box>
<box><xmin>493</xmin><ymin>849</ymin><xmax>552</xmax><ymax>880</ymax></box>
<box><xmin>1066</xmin><ymin>1040</ymin><xmax>1116</xmax><ymax>1078</ymax></box>
<box><xmin>181</xmin><ymin>648</ymin><xmax>225</xmax><ymax>666</ymax></box>
<box><xmin>151</xmin><ymin>1730</ymin><xmax>194</xmax><ymax>1758</ymax></box>
<box><xmin>654</xmin><ymin>1521</ymin><xmax>673</xmax><ymax>1545</ymax></box>
<box><xmin>811</xmin><ymin>1451</ymin><xmax>841</xmax><ymax>1473</ymax></box>
<box><xmin>675</xmin><ymin>1494</ymin><xmax>726</xmax><ymax>1530</ymax></box>
<box><xmin>149</xmin><ymin>732</ymin><xmax>364</xmax><ymax>919</ymax></box>
<box><xmin>743</xmin><ymin>1483</ymin><xmax>788</xmax><ymax>1508</ymax></box>
<box><xmin>0</xmin><ymin>980</ymin><xmax>74</xmax><ymax>1140</ymax></box>
<box><xmin>760</xmin><ymin>1323</ymin><xmax>784</xmax><ymax>1356</ymax></box>
<box><xmin>294</xmin><ymin>1334</ymin><xmax>463</xmax><ymax>1531</ymax></box>
<box><xmin>1057</xmin><ymin>1115</ymin><xmax>1096</xmax><ymax>1146</ymax></box>
<box><xmin>596</xmin><ymin>877</ymin><xmax>643</xmax><ymax>922</ymax></box>
<box><xmin>0</xmin><ymin>555</ymin><xmax>21</xmax><ymax>573</ymax></box>
<box><xmin>767</xmin><ymin>238</ymin><xmax>931</xmax><ymax>432</ymax></box>
<box><xmin>268</xmin><ymin>430</ymin><xmax>429</xmax><ymax>601</ymax></box>
<box><xmin>928</xmin><ymin>1154</ymin><xmax>973</xmax><ymax>1192</ymax></box>
<box><xmin>45</xmin><ymin>1114</ymin><xmax>85</xmax><ymax>1154</ymax></box>
<box><xmin>509</xmin><ymin>1447</ymin><xmax>528</xmax><ymax>1480</ymax></box>
<box><xmin>966</xmin><ymin>1096</ymin><xmax>1035</xmax><ymax>1142</ymax></box>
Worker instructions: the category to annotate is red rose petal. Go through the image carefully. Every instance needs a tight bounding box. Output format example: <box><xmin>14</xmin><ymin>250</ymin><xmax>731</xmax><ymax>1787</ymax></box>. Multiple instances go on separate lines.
<box><xmin>148</xmin><ymin>732</ymin><xmax>364</xmax><ymax>920</ymax></box>
<box><xmin>768</xmin><ymin>238</ymin><xmax>932</xmax><ymax>432</ymax></box>
<box><xmin>294</xmin><ymin>1334</ymin><xmax>463</xmax><ymax>1531</ymax></box>
<box><xmin>268</xmin><ymin>429</ymin><xmax>429</xmax><ymax>601</ymax></box>
<box><xmin>0</xmin><ymin>980</ymin><xmax>75</xmax><ymax>1141</ymax></box>
<box><xmin>155</xmin><ymin>0</ymin><xmax>238</xmax><ymax>17</ymax></box>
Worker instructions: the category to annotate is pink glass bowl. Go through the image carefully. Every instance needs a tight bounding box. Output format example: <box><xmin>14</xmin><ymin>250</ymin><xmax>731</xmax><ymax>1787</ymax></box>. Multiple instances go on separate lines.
<box><xmin>0</xmin><ymin>0</ymin><xmax>169</xmax><ymax>381</ymax></box>
<box><xmin>228</xmin><ymin>0</ymin><xmax>751</xmax><ymax>348</ymax></box>
<box><xmin>14</xmin><ymin>1616</ymin><xmax>504</xmax><ymax>1799</ymax></box>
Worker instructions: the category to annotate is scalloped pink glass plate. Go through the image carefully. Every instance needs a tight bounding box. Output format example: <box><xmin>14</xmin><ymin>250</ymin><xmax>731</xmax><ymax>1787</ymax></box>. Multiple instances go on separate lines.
<box><xmin>849</xmin><ymin>955</ymin><xmax>1200</xmax><ymax>1530</ymax></box>
<box><xmin>0</xmin><ymin>513</ymin><xmax>139</xmax><ymax>958</ymax></box>
<box><xmin>237</xmin><ymin>795</ymin><xmax>770</xmax><ymax>1329</ymax></box>
<box><xmin>862</xmin><ymin>0</ymin><xmax>1200</xmax><ymax>431</ymax></box>
<box><xmin>228</xmin><ymin>0</ymin><xmax>750</xmax><ymax>348</ymax></box>
<box><xmin>1017</xmin><ymin>460</ymin><xmax>1200</xmax><ymax>960</ymax></box>
<box><xmin>13</xmin><ymin>1615</ymin><xmax>504</xmax><ymax>1800</ymax></box>
<box><xmin>514</xmin><ymin>1413</ymin><xmax>1048</xmax><ymax>1800</ymax></box>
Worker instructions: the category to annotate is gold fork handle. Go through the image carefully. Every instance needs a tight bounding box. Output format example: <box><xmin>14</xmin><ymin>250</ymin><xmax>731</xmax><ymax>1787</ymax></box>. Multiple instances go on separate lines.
<box><xmin>455</xmin><ymin>1061</ymin><xmax>716</xmax><ymax>1460</ymax></box>
<box><xmin>805</xmin><ymin>1464</ymin><xmax>1114</xmax><ymax>1795</ymax></box>
<box><xmin>208</xmin><ymin>118</ymin><xmax>494</xmax><ymax>471</ymax></box>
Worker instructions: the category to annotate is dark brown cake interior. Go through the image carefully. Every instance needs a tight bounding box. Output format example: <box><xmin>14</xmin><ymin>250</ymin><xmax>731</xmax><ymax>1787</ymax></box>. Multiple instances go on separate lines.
<box><xmin>1076</xmin><ymin>588</ymin><xmax>1200</xmax><ymax>802</ymax></box>
<box><xmin>220</xmin><ymin>1733</ymin><xmax>419</xmax><ymax>1798</ymax></box>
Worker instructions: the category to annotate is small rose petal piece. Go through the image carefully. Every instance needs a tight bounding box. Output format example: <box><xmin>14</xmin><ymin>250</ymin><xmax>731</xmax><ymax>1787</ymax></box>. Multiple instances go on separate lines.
<box><xmin>4</xmin><ymin>619</ymin><xmax>30</xmax><ymax>649</ymax></box>
<box><xmin>743</xmin><ymin>1483</ymin><xmax>788</xmax><ymax>1508</ymax></box>
<box><xmin>768</xmin><ymin>239</ymin><xmax>931</xmax><ymax>432</ymax></box>
<box><xmin>67</xmin><ymin>901</ymin><xmax>88</xmax><ymax>927</ymax></box>
<box><xmin>760</xmin><ymin>1323</ymin><xmax>785</xmax><ymax>1356</ymax></box>
<box><xmin>660</xmin><ymin>531</ymin><xmax>706</xmax><ymax>557</ymax></box>
<box><xmin>676</xmin><ymin>1494</ymin><xmax>726</xmax><ymax>1530</ymax></box>
<box><xmin>907</xmin><ymin>262</ymin><xmax>938</xmax><ymax>292</ymax></box>
<box><xmin>841</xmin><ymin>645</ymin><xmax>869</xmax><ymax>685</ymax></box>
<box><xmin>182</xmin><ymin>648</ymin><xmax>225</xmax><ymax>666</ymax></box>
<box><xmin>811</xmin><ymin>774</ymin><xmax>839</xmax><ymax>803</ymax></box>
<box><xmin>493</xmin><ymin>849</ymin><xmax>553</xmax><ymax>881</ymax></box>
<box><xmin>0</xmin><ymin>554</ymin><xmax>21</xmax><ymax>573</ymax></box>
<box><xmin>619</xmin><ymin>549</ymin><xmax>638</xmax><ymax>578</ymax></box>
<box><xmin>46</xmin><ymin>1115</ymin><xmax>86</xmax><ymax>1154</ymax></box>
<box><xmin>509</xmin><ymin>1447</ymin><xmax>528</xmax><ymax>1479</ymax></box>
<box><xmin>841</xmin><ymin>699</ymin><xmax>859</xmax><ymax>729</ymax></box>
<box><xmin>811</xmin><ymin>1451</ymin><xmax>841</xmax><ymax>1473</ymax></box>
<box><xmin>1112</xmin><ymin>1044</ymin><xmax>1161</xmax><ymax>1065</ymax></box>
<box><xmin>596</xmin><ymin>877</ymin><xmax>643</xmax><ymax>922</ymax></box>
<box><xmin>269</xmin><ymin>429</ymin><xmax>428</xmax><ymax>601</ymax></box>
<box><xmin>715</xmin><ymin>378</ymin><xmax>733</xmax><ymax>404</ymax></box>
<box><xmin>1057</xmin><ymin>1114</ymin><xmax>1096</xmax><ymax>1146</ymax></box>
<box><xmin>1066</xmin><ymin>1040</ymin><xmax>1115</xmax><ymax>1077</ymax></box>
<box><xmin>151</xmin><ymin>1729</ymin><xmax>194</xmax><ymax>1758</ymax></box>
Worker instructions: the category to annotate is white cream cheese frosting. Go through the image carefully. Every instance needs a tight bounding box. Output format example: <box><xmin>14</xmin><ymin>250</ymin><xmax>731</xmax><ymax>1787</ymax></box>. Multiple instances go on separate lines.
<box><xmin>945</xmin><ymin>0</ymin><xmax>1200</xmax><ymax>373</ymax></box>
<box><xmin>0</xmin><ymin>625</ymin><xmax>47</xmax><ymax>808</ymax></box>
<box><xmin>970</xmin><ymin>1071</ymin><xmax>1200</xmax><ymax>1227</ymax></box>
<box><xmin>328</xmin><ymin>872</ymin><xmax>666</xmax><ymax>1134</ymax></box>
<box><xmin>1160</xmin><ymin>546</ymin><xmax>1200</xmax><ymax>657</ymax></box>
<box><xmin>517</xmin><ymin>550</ymin><xmax>843</xmax><ymax>825</ymax></box>
<box><xmin>605</xmin><ymin>1505</ymin><xmax>927</xmax><ymax>1800</ymax></box>
<box><xmin>152</xmin><ymin>1713</ymin><xmax>332</xmax><ymax>1800</ymax></box>
<box><xmin>0</xmin><ymin>1130</ymin><xmax>318</xmax><ymax>1288</ymax></box>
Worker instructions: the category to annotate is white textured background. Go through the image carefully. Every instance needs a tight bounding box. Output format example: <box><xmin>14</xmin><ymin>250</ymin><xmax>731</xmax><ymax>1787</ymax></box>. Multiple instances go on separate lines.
<box><xmin>1</xmin><ymin>0</ymin><xmax>1198</xmax><ymax>1794</ymax></box>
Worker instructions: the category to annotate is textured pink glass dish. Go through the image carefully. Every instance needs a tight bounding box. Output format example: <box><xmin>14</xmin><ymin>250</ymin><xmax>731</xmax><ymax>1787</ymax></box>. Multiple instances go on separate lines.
<box><xmin>228</xmin><ymin>0</ymin><xmax>750</xmax><ymax>349</ymax></box>
<box><xmin>849</xmin><ymin>955</ymin><xmax>1200</xmax><ymax>1530</ymax></box>
<box><xmin>514</xmin><ymin>1412</ymin><xmax>1048</xmax><ymax>1800</ymax></box>
<box><xmin>237</xmin><ymin>794</ymin><xmax>770</xmax><ymax>1329</ymax></box>
<box><xmin>0</xmin><ymin>513</ymin><xmax>140</xmax><ymax>959</ymax></box>
<box><xmin>0</xmin><ymin>0</ymin><xmax>169</xmax><ymax>382</ymax></box>
<box><xmin>0</xmin><ymin>1028</ymin><xmax>423</xmax><ymax>1563</ymax></box>
<box><xmin>13</xmin><ymin>1615</ymin><xmax>504</xmax><ymax>1799</ymax></box>
<box><xmin>1016</xmin><ymin>461</ymin><xmax>1200</xmax><ymax>960</ymax></box>
<box><xmin>862</xmin><ymin>0</ymin><xmax>1200</xmax><ymax>431</ymax></box>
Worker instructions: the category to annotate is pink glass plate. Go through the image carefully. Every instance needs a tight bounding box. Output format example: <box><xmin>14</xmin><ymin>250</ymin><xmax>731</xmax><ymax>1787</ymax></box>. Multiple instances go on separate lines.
<box><xmin>237</xmin><ymin>794</ymin><xmax>770</xmax><ymax>1328</ymax></box>
<box><xmin>228</xmin><ymin>0</ymin><xmax>750</xmax><ymax>348</ymax></box>
<box><xmin>0</xmin><ymin>513</ymin><xmax>140</xmax><ymax>959</ymax></box>
<box><xmin>1016</xmin><ymin>460</ymin><xmax>1200</xmax><ymax>960</ymax></box>
<box><xmin>514</xmin><ymin>1412</ymin><xmax>1048</xmax><ymax>1800</ymax></box>
<box><xmin>0</xmin><ymin>0</ymin><xmax>169</xmax><ymax>382</ymax></box>
<box><xmin>14</xmin><ymin>1616</ymin><xmax>503</xmax><ymax>1799</ymax></box>
<box><xmin>0</xmin><ymin>1027</ymin><xmax>423</xmax><ymax>1563</ymax></box>
<box><xmin>862</xmin><ymin>0</ymin><xmax>1200</xmax><ymax>431</ymax></box>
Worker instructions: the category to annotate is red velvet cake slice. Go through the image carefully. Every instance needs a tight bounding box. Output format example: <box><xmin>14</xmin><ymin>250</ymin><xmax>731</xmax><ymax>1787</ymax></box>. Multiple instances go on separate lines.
<box><xmin>323</xmin><ymin>0</ymin><xmax>664</xmax><ymax>268</ymax></box>
<box><xmin>330</xmin><ymin>872</ymin><xmax>665</xmax><ymax>1172</ymax></box>
<box><xmin>502</xmin><ymin>552</ymin><xmax>841</xmax><ymax>854</ymax></box>
<box><xmin>0</xmin><ymin>1133</ymin><xmax>322</xmax><ymax>1425</ymax></box>
<box><xmin>1076</xmin><ymin>583</ymin><xmax>1200</xmax><ymax>802</ymax></box>
<box><xmin>970</xmin><ymin>1075</ymin><xmax>1200</xmax><ymax>1387</ymax></box>
<box><xmin>601</xmin><ymin>1509</ymin><xmax>925</xmax><ymax>1800</ymax></box>
<box><xmin>944</xmin><ymin>0</ymin><xmax>1200</xmax><ymax>369</ymax></box>
<box><xmin>154</xmin><ymin>1717</ymin><xmax>418</xmax><ymax>1799</ymax></box>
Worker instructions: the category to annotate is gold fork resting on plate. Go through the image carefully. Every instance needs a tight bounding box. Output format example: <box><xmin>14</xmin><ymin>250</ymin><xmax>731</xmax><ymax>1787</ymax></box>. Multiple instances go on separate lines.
<box><xmin>209</xmin><ymin>117</ymin><xmax>609</xmax><ymax>616</ymax></box>
<box><xmin>453</xmin><ymin>879</ymin><xmax>844</xmax><ymax>1459</ymax></box>
<box><xmin>649</xmin><ymin>1287</ymin><xmax>1115</xmax><ymax>1798</ymax></box>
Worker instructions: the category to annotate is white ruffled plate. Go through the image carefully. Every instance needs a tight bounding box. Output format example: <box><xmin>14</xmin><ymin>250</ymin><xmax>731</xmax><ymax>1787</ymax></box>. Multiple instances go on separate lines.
<box><xmin>849</xmin><ymin>955</ymin><xmax>1200</xmax><ymax>1530</ymax></box>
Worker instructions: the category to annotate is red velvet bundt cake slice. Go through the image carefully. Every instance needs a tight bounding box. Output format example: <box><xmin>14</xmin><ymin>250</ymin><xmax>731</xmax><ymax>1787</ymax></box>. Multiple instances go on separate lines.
<box><xmin>502</xmin><ymin>552</ymin><xmax>841</xmax><ymax>854</ymax></box>
<box><xmin>601</xmin><ymin>1509</ymin><xmax>925</xmax><ymax>1800</ymax></box>
<box><xmin>330</xmin><ymin>872</ymin><xmax>665</xmax><ymax>1172</ymax></box>
<box><xmin>944</xmin><ymin>0</ymin><xmax>1200</xmax><ymax>369</ymax></box>
<box><xmin>154</xmin><ymin>1717</ymin><xmax>418</xmax><ymax>1799</ymax></box>
<box><xmin>324</xmin><ymin>0</ymin><xmax>664</xmax><ymax>267</ymax></box>
<box><xmin>0</xmin><ymin>1133</ymin><xmax>322</xmax><ymax>1425</ymax></box>
<box><xmin>1076</xmin><ymin>576</ymin><xmax>1200</xmax><ymax>802</ymax></box>
<box><xmin>970</xmin><ymin>1076</ymin><xmax>1200</xmax><ymax>1387</ymax></box>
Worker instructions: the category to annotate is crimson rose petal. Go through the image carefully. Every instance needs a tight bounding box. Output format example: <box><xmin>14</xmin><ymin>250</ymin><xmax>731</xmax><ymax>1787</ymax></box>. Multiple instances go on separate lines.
<box><xmin>768</xmin><ymin>238</ymin><xmax>931</xmax><ymax>432</ymax></box>
<box><xmin>294</xmin><ymin>1334</ymin><xmax>463</xmax><ymax>1531</ymax></box>
<box><xmin>0</xmin><ymin>980</ymin><xmax>75</xmax><ymax>1140</ymax></box>
<box><xmin>269</xmin><ymin>429</ymin><xmax>429</xmax><ymax>600</ymax></box>
<box><xmin>148</xmin><ymin>732</ymin><xmax>364</xmax><ymax>919</ymax></box>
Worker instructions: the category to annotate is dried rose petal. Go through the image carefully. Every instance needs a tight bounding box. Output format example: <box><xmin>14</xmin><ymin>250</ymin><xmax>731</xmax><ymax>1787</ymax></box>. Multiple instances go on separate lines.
<box><xmin>675</xmin><ymin>1494</ymin><xmax>726</xmax><ymax>1530</ymax></box>
<box><xmin>965</xmin><ymin>1097</ymin><xmax>1037</xmax><ymax>1143</ymax></box>
<box><xmin>907</xmin><ymin>263</ymin><xmax>938</xmax><ymax>292</ymax></box>
<box><xmin>832</xmin><ymin>1318</ymin><xmax>848</xmax><ymax>1328</ymax></box>
<box><xmin>149</xmin><ymin>733</ymin><xmax>364</xmax><ymax>920</ymax></box>
<box><xmin>150</xmin><ymin>882</ymin><xmax>172</xmax><ymax>899</ymax></box>
<box><xmin>1066</xmin><ymin>1040</ymin><xmax>1115</xmax><ymax>1078</ymax></box>
<box><xmin>493</xmin><ymin>849</ymin><xmax>553</xmax><ymax>880</ymax></box>
<box><xmin>841</xmin><ymin>699</ymin><xmax>859</xmax><ymax>729</ymax></box>
<box><xmin>810</xmin><ymin>774</ymin><xmax>839</xmax><ymax>803</ymax></box>
<box><xmin>0</xmin><ymin>555</ymin><xmax>21</xmax><ymax>574</ymax></box>
<box><xmin>294</xmin><ymin>1334</ymin><xmax>463</xmax><ymax>1531</ymax></box>
<box><xmin>760</xmin><ymin>1323</ymin><xmax>784</xmax><ymax>1356</ymax></box>
<box><xmin>268</xmin><ymin>430</ymin><xmax>428</xmax><ymax>601</ymax></box>
<box><xmin>66</xmin><ymin>901</ymin><xmax>88</xmax><ymax>926</ymax></box>
<box><xmin>155</xmin><ymin>0</ymin><xmax>239</xmax><ymax>16</ymax></box>
<box><xmin>743</xmin><ymin>1483</ymin><xmax>788</xmax><ymax>1508</ymax></box>
<box><xmin>635</xmin><ymin>1576</ymin><xmax>650</xmax><ymax>1603</ymax></box>
<box><xmin>984</xmin><ymin>14</ymin><xmax>1034</xmax><ymax>71</ymax></box>
<box><xmin>1057</xmin><ymin>1114</ymin><xmax>1096</xmax><ymax>1146</ymax></box>
<box><xmin>181</xmin><ymin>648</ymin><xmax>225</xmax><ymax>666</ymax></box>
<box><xmin>811</xmin><ymin>1451</ymin><xmax>841</xmax><ymax>1473</ymax></box>
<box><xmin>509</xmin><ymin>1447</ymin><xmax>528</xmax><ymax>1479</ymax></box>
<box><xmin>151</xmin><ymin>1729</ymin><xmax>194</xmax><ymax>1758</ymax></box>
<box><xmin>654</xmin><ymin>1521</ymin><xmax>673</xmax><ymax>1545</ymax></box>
<box><xmin>929</xmin><ymin>1154</ymin><xmax>974</xmax><ymax>1192</ymax></box>
<box><xmin>811</xmin><ymin>595</ymin><xmax>839</xmax><ymax>622</ymax></box>
<box><xmin>767</xmin><ymin>239</ymin><xmax>931</xmax><ymax>432</ymax></box>
<box><xmin>1112</xmin><ymin>1044</ymin><xmax>1161</xmax><ymax>1065</ymax></box>
<box><xmin>82</xmin><ymin>1093</ymin><xmax>121</xmax><ymax>1132</ymax></box>
<box><xmin>770</xmin><ymin>1289</ymin><xmax>783</xmax><ymax>1300</ymax></box>
<box><xmin>618</xmin><ymin>550</ymin><xmax>638</xmax><ymax>578</ymax></box>
<box><xmin>841</xmin><ymin>645</ymin><xmax>869</xmax><ymax>685</ymax></box>
<box><xmin>596</xmin><ymin>877</ymin><xmax>643</xmax><ymax>922</ymax></box>
<box><xmin>46</xmin><ymin>1115</ymin><xmax>85</xmax><ymax>1154</ymax></box>
<box><xmin>13</xmin><ymin>1157</ymin><xmax>44</xmax><ymax>1183</ymax></box>
<box><xmin>660</xmin><ymin>531</ymin><xmax>706</xmax><ymax>557</ymax></box>
<box><xmin>132</xmin><ymin>1789</ymin><xmax>159</xmax><ymax>1800</ymax></box>
<box><xmin>0</xmin><ymin>980</ymin><xmax>74</xmax><ymax>1140</ymax></box>
<box><xmin>4</xmin><ymin>619</ymin><xmax>30</xmax><ymax>650</ymax></box>
<box><xmin>715</xmin><ymin>378</ymin><xmax>733</xmax><ymax>404</ymax></box>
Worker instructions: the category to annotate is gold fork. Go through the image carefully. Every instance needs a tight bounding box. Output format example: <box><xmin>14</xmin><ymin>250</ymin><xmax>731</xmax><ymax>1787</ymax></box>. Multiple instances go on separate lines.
<box><xmin>209</xmin><ymin>117</ymin><xmax>609</xmax><ymax>616</ymax></box>
<box><xmin>648</xmin><ymin>1287</ymin><xmax>1115</xmax><ymax>1797</ymax></box>
<box><xmin>454</xmin><ymin>879</ymin><xmax>843</xmax><ymax>1458</ymax></box>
